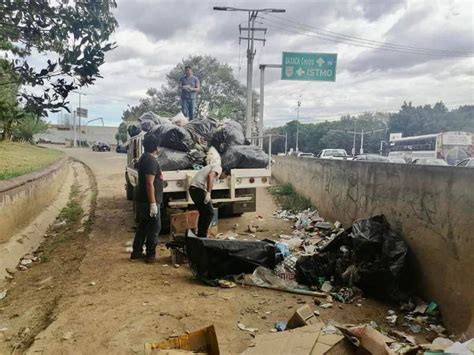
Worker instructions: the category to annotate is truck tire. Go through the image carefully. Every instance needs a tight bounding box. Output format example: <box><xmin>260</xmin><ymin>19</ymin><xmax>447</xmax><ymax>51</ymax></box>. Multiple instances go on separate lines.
<box><xmin>126</xmin><ymin>176</ymin><xmax>134</xmax><ymax>201</ymax></box>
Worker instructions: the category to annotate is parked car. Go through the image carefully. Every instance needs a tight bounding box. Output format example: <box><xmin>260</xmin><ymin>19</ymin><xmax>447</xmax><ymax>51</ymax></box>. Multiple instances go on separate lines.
<box><xmin>388</xmin><ymin>157</ymin><xmax>406</xmax><ymax>164</ymax></box>
<box><xmin>297</xmin><ymin>152</ymin><xmax>314</xmax><ymax>158</ymax></box>
<box><xmin>353</xmin><ymin>154</ymin><xmax>390</xmax><ymax>162</ymax></box>
<box><xmin>92</xmin><ymin>141</ymin><xmax>111</xmax><ymax>152</ymax></box>
<box><xmin>412</xmin><ymin>158</ymin><xmax>448</xmax><ymax>166</ymax></box>
<box><xmin>116</xmin><ymin>142</ymin><xmax>128</xmax><ymax>153</ymax></box>
<box><xmin>317</xmin><ymin>149</ymin><xmax>348</xmax><ymax>160</ymax></box>
<box><xmin>456</xmin><ymin>158</ymin><xmax>474</xmax><ymax>168</ymax></box>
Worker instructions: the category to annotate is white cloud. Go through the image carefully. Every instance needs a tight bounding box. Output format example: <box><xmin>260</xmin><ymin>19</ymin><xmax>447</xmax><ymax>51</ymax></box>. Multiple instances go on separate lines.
<box><xmin>52</xmin><ymin>0</ymin><xmax>474</xmax><ymax>128</ymax></box>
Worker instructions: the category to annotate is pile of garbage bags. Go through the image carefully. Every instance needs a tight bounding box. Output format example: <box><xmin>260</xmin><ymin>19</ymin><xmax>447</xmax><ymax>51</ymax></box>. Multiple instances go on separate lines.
<box><xmin>127</xmin><ymin>111</ymin><xmax>269</xmax><ymax>171</ymax></box>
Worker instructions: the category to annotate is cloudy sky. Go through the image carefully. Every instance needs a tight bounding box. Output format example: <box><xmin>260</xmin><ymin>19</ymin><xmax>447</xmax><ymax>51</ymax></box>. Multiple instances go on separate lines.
<box><xmin>55</xmin><ymin>0</ymin><xmax>474</xmax><ymax>127</ymax></box>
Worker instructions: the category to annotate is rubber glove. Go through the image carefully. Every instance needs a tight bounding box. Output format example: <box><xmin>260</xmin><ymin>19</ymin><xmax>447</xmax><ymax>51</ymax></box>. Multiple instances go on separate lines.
<box><xmin>149</xmin><ymin>203</ymin><xmax>158</xmax><ymax>218</ymax></box>
<box><xmin>204</xmin><ymin>192</ymin><xmax>211</xmax><ymax>204</ymax></box>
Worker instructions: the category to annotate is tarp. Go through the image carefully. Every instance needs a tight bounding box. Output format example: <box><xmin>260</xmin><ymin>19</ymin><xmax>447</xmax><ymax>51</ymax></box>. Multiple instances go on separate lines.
<box><xmin>185</xmin><ymin>236</ymin><xmax>277</xmax><ymax>282</ymax></box>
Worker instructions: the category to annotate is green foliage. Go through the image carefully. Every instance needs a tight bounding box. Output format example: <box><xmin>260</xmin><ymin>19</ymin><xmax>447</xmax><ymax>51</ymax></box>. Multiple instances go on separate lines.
<box><xmin>0</xmin><ymin>0</ymin><xmax>117</xmax><ymax>116</ymax></box>
<box><xmin>121</xmin><ymin>55</ymin><xmax>258</xmax><ymax>126</ymax></box>
<box><xmin>269</xmin><ymin>183</ymin><xmax>313</xmax><ymax>212</ymax></box>
<box><xmin>388</xmin><ymin>101</ymin><xmax>474</xmax><ymax>136</ymax></box>
<box><xmin>115</xmin><ymin>122</ymin><xmax>128</xmax><ymax>143</ymax></box>
<box><xmin>268</xmin><ymin>102</ymin><xmax>474</xmax><ymax>155</ymax></box>
<box><xmin>12</xmin><ymin>113</ymin><xmax>48</xmax><ymax>142</ymax></box>
<box><xmin>268</xmin><ymin>112</ymin><xmax>389</xmax><ymax>155</ymax></box>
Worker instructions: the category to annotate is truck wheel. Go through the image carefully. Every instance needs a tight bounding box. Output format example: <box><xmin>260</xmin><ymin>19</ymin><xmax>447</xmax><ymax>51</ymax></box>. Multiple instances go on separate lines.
<box><xmin>126</xmin><ymin>178</ymin><xmax>134</xmax><ymax>201</ymax></box>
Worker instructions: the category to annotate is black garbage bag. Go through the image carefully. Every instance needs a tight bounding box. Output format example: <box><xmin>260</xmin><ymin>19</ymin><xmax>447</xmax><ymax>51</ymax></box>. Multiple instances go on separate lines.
<box><xmin>221</xmin><ymin>145</ymin><xmax>269</xmax><ymax>171</ymax></box>
<box><xmin>211</xmin><ymin>120</ymin><xmax>245</xmax><ymax>153</ymax></box>
<box><xmin>185</xmin><ymin>236</ymin><xmax>277</xmax><ymax>282</ymax></box>
<box><xmin>295</xmin><ymin>215</ymin><xmax>409</xmax><ymax>301</ymax></box>
<box><xmin>127</xmin><ymin>124</ymin><xmax>141</xmax><ymax>137</ymax></box>
<box><xmin>138</xmin><ymin>111</ymin><xmax>171</xmax><ymax>125</ymax></box>
<box><xmin>156</xmin><ymin>148</ymin><xmax>193</xmax><ymax>171</ymax></box>
<box><xmin>148</xmin><ymin>124</ymin><xmax>194</xmax><ymax>152</ymax></box>
<box><xmin>185</xmin><ymin>117</ymin><xmax>219</xmax><ymax>143</ymax></box>
<box><xmin>348</xmin><ymin>215</ymin><xmax>408</xmax><ymax>300</ymax></box>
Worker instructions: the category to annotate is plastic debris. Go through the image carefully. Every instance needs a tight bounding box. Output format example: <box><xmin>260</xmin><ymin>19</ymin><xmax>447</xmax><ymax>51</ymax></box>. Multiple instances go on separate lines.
<box><xmin>321</xmin><ymin>281</ymin><xmax>333</xmax><ymax>293</ymax></box>
<box><xmin>319</xmin><ymin>303</ymin><xmax>333</xmax><ymax>309</ymax></box>
<box><xmin>0</xmin><ymin>290</ymin><xmax>7</xmax><ymax>300</ymax></box>
<box><xmin>238</xmin><ymin>322</ymin><xmax>258</xmax><ymax>333</ymax></box>
<box><xmin>218</xmin><ymin>280</ymin><xmax>236</xmax><ymax>288</ymax></box>
<box><xmin>275</xmin><ymin>321</ymin><xmax>287</xmax><ymax>332</ymax></box>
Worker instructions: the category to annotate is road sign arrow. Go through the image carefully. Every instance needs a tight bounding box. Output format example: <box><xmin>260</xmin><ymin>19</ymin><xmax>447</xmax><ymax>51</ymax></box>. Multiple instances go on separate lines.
<box><xmin>316</xmin><ymin>57</ymin><xmax>325</xmax><ymax>67</ymax></box>
<box><xmin>296</xmin><ymin>67</ymin><xmax>305</xmax><ymax>76</ymax></box>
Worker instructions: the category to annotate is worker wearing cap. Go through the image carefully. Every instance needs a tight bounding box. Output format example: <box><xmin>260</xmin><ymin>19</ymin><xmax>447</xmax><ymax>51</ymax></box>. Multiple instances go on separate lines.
<box><xmin>189</xmin><ymin>164</ymin><xmax>222</xmax><ymax>238</ymax></box>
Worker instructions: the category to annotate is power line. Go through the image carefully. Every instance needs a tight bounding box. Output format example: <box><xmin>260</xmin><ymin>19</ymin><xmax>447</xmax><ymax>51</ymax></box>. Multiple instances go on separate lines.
<box><xmin>264</xmin><ymin>13</ymin><xmax>473</xmax><ymax>56</ymax></box>
<box><xmin>257</xmin><ymin>15</ymin><xmax>473</xmax><ymax>57</ymax></box>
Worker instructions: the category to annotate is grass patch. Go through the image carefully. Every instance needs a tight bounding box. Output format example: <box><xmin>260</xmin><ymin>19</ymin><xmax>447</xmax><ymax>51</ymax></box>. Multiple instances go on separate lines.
<box><xmin>0</xmin><ymin>141</ymin><xmax>63</xmax><ymax>180</ymax></box>
<box><xmin>57</xmin><ymin>183</ymin><xmax>83</xmax><ymax>225</ymax></box>
<box><xmin>270</xmin><ymin>183</ymin><xmax>313</xmax><ymax>212</ymax></box>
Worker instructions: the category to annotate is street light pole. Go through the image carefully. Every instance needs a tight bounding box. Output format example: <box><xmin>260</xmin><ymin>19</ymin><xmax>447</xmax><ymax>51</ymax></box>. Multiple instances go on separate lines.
<box><xmin>213</xmin><ymin>6</ymin><xmax>285</xmax><ymax>140</ymax></box>
<box><xmin>296</xmin><ymin>100</ymin><xmax>301</xmax><ymax>152</ymax></box>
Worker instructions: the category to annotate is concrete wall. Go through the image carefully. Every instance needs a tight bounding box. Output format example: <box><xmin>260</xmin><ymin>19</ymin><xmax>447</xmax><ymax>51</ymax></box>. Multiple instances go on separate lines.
<box><xmin>0</xmin><ymin>157</ymin><xmax>68</xmax><ymax>244</ymax></box>
<box><xmin>272</xmin><ymin>156</ymin><xmax>474</xmax><ymax>336</ymax></box>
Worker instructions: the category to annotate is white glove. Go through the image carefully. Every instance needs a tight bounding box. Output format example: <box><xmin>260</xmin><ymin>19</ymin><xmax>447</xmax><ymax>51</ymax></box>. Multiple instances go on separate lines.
<box><xmin>204</xmin><ymin>192</ymin><xmax>211</xmax><ymax>204</ymax></box>
<box><xmin>149</xmin><ymin>203</ymin><xmax>158</xmax><ymax>218</ymax></box>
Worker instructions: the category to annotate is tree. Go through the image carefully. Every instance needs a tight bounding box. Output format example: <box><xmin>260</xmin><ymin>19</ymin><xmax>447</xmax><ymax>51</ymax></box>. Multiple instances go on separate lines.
<box><xmin>0</xmin><ymin>59</ymin><xmax>23</xmax><ymax>139</ymax></box>
<box><xmin>12</xmin><ymin>113</ymin><xmax>48</xmax><ymax>142</ymax></box>
<box><xmin>115</xmin><ymin>122</ymin><xmax>127</xmax><ymax>144</ymax></box>
<box><xmin>121</xmin><ymin>55</ymin><xmax>258</xmax><ymax>125</ymax></box>
<box><xmin>0</xmin><ymin>0</ymin><xmax>117</xmax><ymax>116</ymax></box>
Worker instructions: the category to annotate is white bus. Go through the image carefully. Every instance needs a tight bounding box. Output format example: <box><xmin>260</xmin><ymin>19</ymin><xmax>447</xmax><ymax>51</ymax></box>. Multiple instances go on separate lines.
<box><xmin>388</xmin><ymin>131</ymin><xmax>473</xmax><ymax>165</ymax></box>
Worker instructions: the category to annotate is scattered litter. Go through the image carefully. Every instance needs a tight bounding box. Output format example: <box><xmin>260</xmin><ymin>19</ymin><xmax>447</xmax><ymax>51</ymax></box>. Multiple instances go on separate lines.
<box><xmin>89</xmin><ymin>282</ymin><xmax>96</xmax><ymax>286</ymax></box>
<box><xmin>20</xmin><ymin>259</ymin><xmax>32</xmax><ymax>266</ymax></box>
<box><xmin>431</xmin><ymin>336</ymin><xmax>454</xmax><ymax>350</ymax></box>
<box><xmin>238</xmin><ymin>322</ymin><xmax>258</xmax><ymax>333</ymax></box>
<box><xmin>356</xmin><ymin>303</ymin><xmax>362</xmax><ymax>307</ymax></box>
<box><xmin>429</xmin><ymin>324</ymin><xmax>445</xmax><ymax>334</ymax></box>
<box><xmin>287</xmin><ymin>305</ymin><xmax>319</xmax><ymax>329</ymax></box>
<box><xmin>125</xmin><ymin>240</ymin><xmax>133</xmax><ymax>247</ymax></box>
<box><xmin>0</xmin><ymin>327</ymin><xmax>8</xmax><ymax>332</ymax></box>
<box><xmin>444</xmin><ymin>339</ymin><xmax>474</xmax><ymax>354</ymax></box>
<box><xmin>275</xmin><ymin>321</ymin><xmax>287</xmax><ymax>332</ymax></box>
<box><xmin>0</xmin><ymin>290</ymin><xmax>7</xmax><ymax>300</ymax></box>
<box><xmin>386</xmin><ymin>314</ymin><xmax>398</xmax><ymax>326</ymax></box>
<box><xmin>313</xmin><ymin>310</ymin><xmax>320</xmax><ymax>316</ymax></box>
<box><xmin>173</xmin><ymin>264</ymin><xmax>180</xmax><ymax>268</ymax></box>
<box><xmin>125</xmin><ymin>247</ymin><xmax>133</xmax><ymax>253</ymax></box>
<box><xmin>144</xmin><ymin>325</ymin><xmax>219</xmax><ymax>355</ymax></box>
<box><xmin>407</xmin><ymin>324</ymin><xmax>421</xmax><ymax>333</ymax></box>
<box><xmin>5</xmin><ymin>268</ymin><xmax>15</xmax><ymax>275</ymax></box>
<box><xmin>62</xmin><ymin>331</ymin><xmax>74</xmax><ymax>341</ymax></box>
<box><xmin>320</xmin><ymin>281</ymin><xmax>333</xmax><ymax>293</ymax></box>
<box><xmin>218</xmin><ymin>280</ymin><xmax>236</xmax><ymax>288</ymax></box>
<box><xmin>319</xmin><ymin>303</ymin><xmax>333</xmax><ymax>309</ymax></box>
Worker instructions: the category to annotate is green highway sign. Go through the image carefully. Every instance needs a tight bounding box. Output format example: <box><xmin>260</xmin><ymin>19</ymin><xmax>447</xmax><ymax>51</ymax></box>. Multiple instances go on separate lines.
<box><xmin>281</xmin><ymin>52</ymin><xmax>337</xmax><ymax>82</ymax></box>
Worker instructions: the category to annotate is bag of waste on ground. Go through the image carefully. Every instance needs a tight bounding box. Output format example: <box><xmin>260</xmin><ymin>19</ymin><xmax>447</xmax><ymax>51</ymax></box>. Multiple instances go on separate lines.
<box><xmin>156</xmin><ymin>148</ymin><xmax>193</xmax><ymax>171</ymax></box>
<box><xmin>127</xmin><ymin>124</ymin><xmax>141</xmax><ymax>137</ymax></box>
<box><xmin>185</xmin><ymin>236</ymin><xmax>276</xmax><ymax>283</ymax></box>
<box><xmin>221</xmin><ymin>145</ymin><xmax>269</xmax><ymax>171</ymax></box>
<box><xmin>147</xmin><ymin>124</ymin><xmax>194</xmax><ymax>152</ymax></box>
<box><xmin>185</xmin><ymin>117</ymin><xmax>219</xmax><ymax>144</ymax></box>
<box><xmin>169</xmin><ymin>112</ymin><xmax>189</xmax><ymax>127</ymax></box>
<box><xmin>211</xmin><ymin>120</ymin><xmax>245</xmax><ymax>153</ymax></box>
<box><xmin>137</xmin><ymin>111</ymin><xmax>171</xmax><ymax>132</ymax></box>
<box><xmin>295</xmin><ymin>215</ymin><xmax>409</xmax><ymax>302</ymax></box>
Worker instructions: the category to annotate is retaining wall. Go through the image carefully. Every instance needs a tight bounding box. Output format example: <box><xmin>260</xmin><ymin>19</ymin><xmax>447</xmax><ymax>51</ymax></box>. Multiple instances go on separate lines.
<box><xmin>272</xmin><ymin>156</ymin><xmax>474</xmax><ymax>336</ymax></box>
<box><xmin>0</xmin><ymin>156</ymin><xmax>68</xmax><ymax>244</ymax></box>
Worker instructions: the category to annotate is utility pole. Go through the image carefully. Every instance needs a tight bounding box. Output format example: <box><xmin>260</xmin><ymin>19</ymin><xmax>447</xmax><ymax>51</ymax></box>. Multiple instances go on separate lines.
<box><xmin>72</xmin><ymin>91</ymin><xmax>87</xmax><ymax>147</ymax></box>
<box><xmin>213</xmin><ymin>7</ymin><xmax>285</xmax><ymax>140</ymax></box>
<box><xmin>296</xmin><ymin>100</ymin><xmax>301</xmax><ymax>152</ymax></box>
<box><xmin>360</xmin><ymin>128</ymin><xmax>365</xmax><ymax>154</ymax></box>
<box><xmin>330</xmin><ymin>127</ymin><xmax>387</xmax><ymax>155</ymax></box>
<box><xmin>352</xmin><ymin>120</ymin><xmax>357</xmax><ymax>156</ymax></box>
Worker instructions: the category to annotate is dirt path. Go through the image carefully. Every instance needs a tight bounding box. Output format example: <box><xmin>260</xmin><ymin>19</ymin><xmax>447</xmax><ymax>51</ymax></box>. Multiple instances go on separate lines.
<box><xmin>1</xmin><ymin>148</ymin><xmax>399</xmax><ymax>354</ymax></box>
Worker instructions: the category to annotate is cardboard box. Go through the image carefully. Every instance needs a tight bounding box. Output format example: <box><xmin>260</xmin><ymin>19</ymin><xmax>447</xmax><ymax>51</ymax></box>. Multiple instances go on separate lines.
<box><xmin>170</xmin><ymin>210</ymin><xmax>199</xmax><ymax>236</ymax></box>
<box><xmin>145</xmin><ymin>325</ymin><xmax>219</xmax><ymax>355</ymax></box>
<box><xmin>287</xmin><ymin>305</ymin><xmax>320</xmax><ymax>329</ymax></box>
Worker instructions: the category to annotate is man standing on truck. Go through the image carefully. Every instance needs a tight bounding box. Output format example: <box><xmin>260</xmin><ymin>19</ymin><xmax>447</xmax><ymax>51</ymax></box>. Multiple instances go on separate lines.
<box><xmin>189</xmin><ymin>164</ymin><xmax>222</xmax><ymax>238</ymax></box>
<box><xmin>131</xmin><ymin>135</ymin><xmax>163</xmax><ymax>264</ymax></box>
<box><xmin>180</xmin><ymin>65</ymin><xmax>200</xmax><ymax>120</ymax></box>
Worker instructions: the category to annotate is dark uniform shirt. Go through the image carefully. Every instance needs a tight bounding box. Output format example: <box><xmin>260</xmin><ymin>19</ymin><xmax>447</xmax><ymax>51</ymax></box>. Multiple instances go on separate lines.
<box><xmin>136</xmin><ymin>153</ymin><xmax>163</xmax><ymax>204</ymax></box>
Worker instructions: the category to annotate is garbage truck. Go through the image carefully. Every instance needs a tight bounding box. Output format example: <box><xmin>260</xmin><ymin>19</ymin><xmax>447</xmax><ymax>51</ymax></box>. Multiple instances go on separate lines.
<box><xmin>124</xmin><ymin>133</ymin><xmax>271</xmax><ymax>230</ymax></box>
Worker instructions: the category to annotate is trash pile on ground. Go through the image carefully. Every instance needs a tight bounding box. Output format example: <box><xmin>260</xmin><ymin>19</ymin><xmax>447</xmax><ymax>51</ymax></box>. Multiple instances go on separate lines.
<box><xmin>127</xmin><ymin>111</ymin><xmax>269</xmax><ymax>171</ymax></box>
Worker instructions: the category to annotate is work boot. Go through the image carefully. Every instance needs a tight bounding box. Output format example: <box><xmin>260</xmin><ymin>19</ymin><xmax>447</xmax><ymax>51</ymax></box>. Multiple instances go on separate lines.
<box><xmin>130</xmin><ymin>253</ymin><xmax>146</xmax><ymax>261</ymax></box>
<box><xmin>145</xmin><ymin>255</ymin><xmax>157</xmax><ymax>264</ymax></box>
